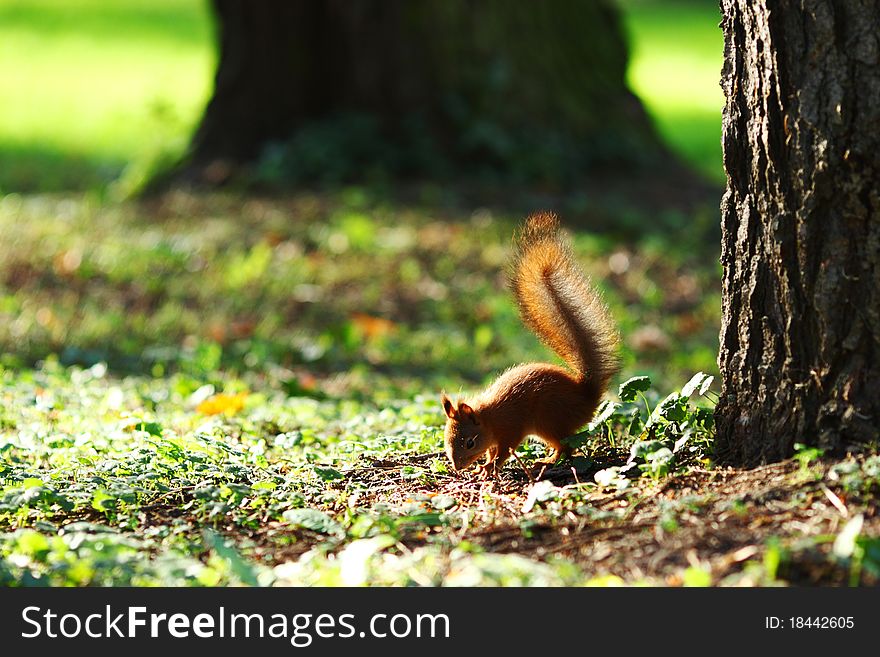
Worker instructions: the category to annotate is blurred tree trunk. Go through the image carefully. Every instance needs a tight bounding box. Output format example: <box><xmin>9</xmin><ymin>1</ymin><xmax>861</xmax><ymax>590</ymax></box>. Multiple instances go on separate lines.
<box><xmin>180</xmin><ymin>0</ymin><xmax>667</xmax><ymax>184</ymax></box>
<box><xmin>715</xmin><ymin>0</ymin><xmax>880</xmax><ymax>465</ymax></box>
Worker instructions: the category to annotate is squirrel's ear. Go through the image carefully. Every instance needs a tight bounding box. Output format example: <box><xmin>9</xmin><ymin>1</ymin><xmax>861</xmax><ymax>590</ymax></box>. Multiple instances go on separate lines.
<box><xmin>457</xmin><ymin>402</ymin><xmax>479</xmax><ymax>425</ymax></box>
<box><xmin>441</xmin><ymin>394</ymin><xmax>456</xmax><ymax>419</ymax></box>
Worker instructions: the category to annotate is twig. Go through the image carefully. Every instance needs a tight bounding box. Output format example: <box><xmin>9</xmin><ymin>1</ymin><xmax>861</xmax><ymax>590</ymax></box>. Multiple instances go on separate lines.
<box><xmin>407</xmin><ymin>451</ymin><xmax>444</xmax><ymax>462</ymax></box>
<box><xmin>138</xmin><ymin>485</ymin><xmax>196</xmax><ymax>510</ymax></box>
<box><xmin>509</xmin><ymin>448</ymin><xmax>535</xmax><ymax>483</ymax></box>
<box><xmin>821</xmin><ymin>484</ymin><xmax>848</xmax><ymax>518</ymax></box>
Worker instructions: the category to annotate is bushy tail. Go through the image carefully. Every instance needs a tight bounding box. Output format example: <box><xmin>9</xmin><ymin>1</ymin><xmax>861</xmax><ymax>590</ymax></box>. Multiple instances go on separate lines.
<box><xmin>510</xmin><ymin>212</ymin><xmax>620</xmax><ymax>392</ymax></box>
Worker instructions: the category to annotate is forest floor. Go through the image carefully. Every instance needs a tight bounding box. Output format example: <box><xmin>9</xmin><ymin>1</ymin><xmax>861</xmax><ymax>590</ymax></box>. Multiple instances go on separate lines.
<box><xmin>301</xmin><ymin>451</ymin><xmax>879</xmax><ymax>586</ymax></box>
<box><xmin>1</xmin><ymin>192</ymin><xmax>877</xmax><ymax>587</ymax></box>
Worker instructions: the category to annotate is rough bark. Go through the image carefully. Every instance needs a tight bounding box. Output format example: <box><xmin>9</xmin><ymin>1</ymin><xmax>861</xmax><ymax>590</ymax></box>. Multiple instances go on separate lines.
<box><xmin>182</xmin><ymin>0</ymin><xmax>666</xmax><ymax>184</ymax></box>
<box><xmin>716</xmin><ymin>0</ymin><xmax>880</xmax><ymax>465</ymax></box>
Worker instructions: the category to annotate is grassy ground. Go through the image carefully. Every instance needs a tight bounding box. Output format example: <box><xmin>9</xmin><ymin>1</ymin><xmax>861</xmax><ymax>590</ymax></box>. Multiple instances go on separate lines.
<box><xmin>0</xmin><ymin>192</ymin><xmax>720</xmax><ymax>392</ymax></box>
<box><xmin>1</xmin><ymin>192</ymin><xmax>878</xmax><ymax>587</ymax></box>
<box><xmin>3</xmin><ymin>351</ymin><xmax>877</xmax><ymax>586</ymax></box>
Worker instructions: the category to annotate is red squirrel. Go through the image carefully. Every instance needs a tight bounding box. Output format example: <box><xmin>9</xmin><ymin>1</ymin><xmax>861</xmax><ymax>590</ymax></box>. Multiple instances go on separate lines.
<box><xmin>441</xmin><ymin>212</ymin><xmax>620</xmax><ymax>477</ymax></box>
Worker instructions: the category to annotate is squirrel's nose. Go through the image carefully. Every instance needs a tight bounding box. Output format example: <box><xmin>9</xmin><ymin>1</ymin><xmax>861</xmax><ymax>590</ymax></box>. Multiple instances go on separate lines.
<box><xmin>444</xmin><ymin>447</ymin><xmax>462</xmax><ymax>472</ymax></box>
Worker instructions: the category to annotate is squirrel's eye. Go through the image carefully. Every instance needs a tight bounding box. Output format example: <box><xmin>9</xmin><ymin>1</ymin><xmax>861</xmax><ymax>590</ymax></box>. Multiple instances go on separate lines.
<box><xmin>466</xmin><ymin>437</ymin><xmax>476</xmax><ymax>449</ymax></box>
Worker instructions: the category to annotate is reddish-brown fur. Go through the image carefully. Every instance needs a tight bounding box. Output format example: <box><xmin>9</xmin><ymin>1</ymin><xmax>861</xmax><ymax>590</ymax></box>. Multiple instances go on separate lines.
<box><xmin>442</xmin><ymin>212</ymin><xmax>620</xmax><ymax>476</ymax></box>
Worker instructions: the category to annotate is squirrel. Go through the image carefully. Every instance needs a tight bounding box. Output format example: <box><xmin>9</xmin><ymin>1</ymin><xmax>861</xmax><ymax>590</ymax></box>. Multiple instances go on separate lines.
<box><xmin>441</xmin><ymin>212</ymin><xmax>620</xmax><ymax>478</ymax></box>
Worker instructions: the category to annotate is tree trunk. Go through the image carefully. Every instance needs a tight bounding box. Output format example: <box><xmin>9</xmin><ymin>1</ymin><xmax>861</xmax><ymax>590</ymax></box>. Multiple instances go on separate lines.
<box><xmin>715</xmin><ymin>0</ymin><xmax>880</xmax><ymax>466</ymax></box>
<box><xmin>182</xmin><ymin>0</ymin><xmax>666</xmax><ymax>185</ymax></box>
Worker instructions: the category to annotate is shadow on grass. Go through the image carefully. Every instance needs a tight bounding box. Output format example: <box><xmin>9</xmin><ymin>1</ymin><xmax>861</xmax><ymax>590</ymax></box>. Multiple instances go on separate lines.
<box><xmin>0</xmin><ymin>145</ymin><xmax>125</xmax><ymax>194</ymax></box>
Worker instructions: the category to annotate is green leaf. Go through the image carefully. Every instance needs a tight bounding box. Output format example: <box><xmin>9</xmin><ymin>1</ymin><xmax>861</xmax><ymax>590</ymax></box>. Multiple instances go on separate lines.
<box><xmin>133</xmin><ymin>421</ymin><xmax>163</xmax><ymax>436</ymax></box>
<box><xmin>638</xmin><ymin>446</ymin><xmax>674</xmax><ymax>480</ymax></box>
<box><xmin>692</xmin><ymin>407</ymin><xmax>715</xmax><ymax>428</ymax></box>
<box><xmin>474</xmin><ymin>324</ymin><xmax>493</xmax><ymax>350</ymax></box>
<box><xmin>431</xmin><ymin>495</ymin><xmax>457</xmax><ymax>510</ymax></box>
<box><xmin>590</xmin><ymin>400</ymin><xmax>621</xmax><ymax>427</ymax></box>
<box><xmin>656</xmin><ymin>392</ymin><xmax>687</xmax><ymax>422</ymax></box>
<box><xmin>698</xmin><ymin>375</ymin><xmax>715</xmax><ymax>396</ymax></box>
<box><xmin>618</xmin><ymin>376</ymin><xmax>651</xmax><ymax>401</ymax></box>
<box><xmin>522</xmin><ymin>480</ymin><xmax>559</xmax><ymax>512</ymax></box>
<box><xmin>629</xmin><ymin>440</ymin><xmax>666</xmax><ymax>462</ymax></box>
<box><xmin>430</xmin><ymin>458</ymin><xmax>449</xmax><ymax>474</ymax></box>
<box><xmin>283</xmin><ymin>508</ymin><xmax>344</xmax><ymax>538</ymax></box>
<box><xmin>91</xmin><ymin>489</ymin><xmax>116</xmax><ymax>512</ymax></box>
<box><xmin>833</xmin><ymin>514</ymin><xmax>864</xmax><ymax>559</ymax></box>
<box><xmin>680</xmin><ymin>372</ymin><xmax>709</xmax><ymax>398</ymax></box>
<box><xmin>627</xmin><ymin>408</ymin><xmax>643</xmax><ymax>436</ymax></box>
<box><xmin>314</xmin><ymin>466</ymin><xmax>344</xmax><ymax>482</ymax></box>
<box><xmin>858</xmin><ymin>537</ymin><xmax>880</xmax><ymax>577</ymax></box>
<box><xmin>794</xmin><ymin>443</ymin><xmax>823</xmax><ymax>468</ymax></box>
<box><xmin>16</xmin><ymin>530</ymin><xmax>50</xmax><ymax>556</ymax></box>
<box><xmin>673</xmin><ymin>429</ymin><xmax>693</xmax><ymax>453</ymax></box>
<box><xmin>397</xmin><ymin>512</ymin><xmax>445</xmax><ymax>527</ymax></box>
<box><xmin>683</xmin><ymin>566</ymin><xmax>712</xmax><ymax>587</ymax></box>
<box><xmin>647</xmin><ymin>447</ymin><xmax>674</xmax><ymax>465</ymax></box>
<box><xmin>562</xmin><ymin>430</ymin><xmax>591</xmax><ymax>449</ymax></box>
<box><xmin>764</xmin><ymin>538</ymin><xmax>784</xmax><ymax>581</ymax></box>
<box><xmin>203</xmin><ymin>529</ymin><xmax>260</xmax><ymax>587</ymax></box>
<box><xmin>594</xmin><ymin>467</ymin><xmax>622</xmax><ymax>487</ymax></box>
<box><xmin>282</xmin><ymin>378</ymin><xmax>328</xmax><ymax>400</ymax></box>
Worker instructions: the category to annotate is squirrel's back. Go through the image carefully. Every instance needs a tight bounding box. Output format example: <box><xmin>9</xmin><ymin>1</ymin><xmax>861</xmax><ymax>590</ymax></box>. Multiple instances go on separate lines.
<box><xmin>509</xmin><ymin>212</ymin><xmax>620</xmax><ymax>397</ymax></box>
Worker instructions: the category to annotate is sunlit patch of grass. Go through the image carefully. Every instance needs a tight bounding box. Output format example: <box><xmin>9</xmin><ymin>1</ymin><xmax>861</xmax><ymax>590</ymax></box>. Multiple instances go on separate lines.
<box><xmin>0</xmin><ymin>0</ymin><xmax>214</xmax><ymax>192</ymax></box>
<box><xmin>621</xmin><ymin>0</ymin><xmax>725</xmax><ymax>182</ymax></box>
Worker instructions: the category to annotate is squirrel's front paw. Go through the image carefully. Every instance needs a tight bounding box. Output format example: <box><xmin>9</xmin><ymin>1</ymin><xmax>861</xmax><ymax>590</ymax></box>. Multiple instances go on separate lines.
<box><xmin>476</xmin><ymin>462</ymin><xmax>501</xmax><ymax>479</ymax></box>
<box><xmin>530</xmin><ymin>457</ymin><xmax>560</xmax><ymax>479</ymax></box>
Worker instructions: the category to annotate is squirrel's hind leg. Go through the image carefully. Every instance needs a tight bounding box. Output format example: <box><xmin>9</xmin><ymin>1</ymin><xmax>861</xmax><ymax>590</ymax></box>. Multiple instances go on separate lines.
<box><xmin>532</xmin><ymin>435</ymin><xmax>572</xmax><ymax>472</ymax></box>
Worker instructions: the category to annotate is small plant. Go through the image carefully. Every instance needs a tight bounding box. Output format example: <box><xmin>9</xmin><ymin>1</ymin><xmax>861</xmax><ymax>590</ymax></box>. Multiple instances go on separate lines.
<box><xmin>569</xmin><ymin>371</ymin><xmax>716</xmax><ymax>483</ymax></box>
<box><xmin>832</xmin><ymin>514</ymin><xmax>880</xmax><ymax>586</ymax></box>
<box><xmin>793</xmin><ymin>442</ymin><xmax>825</xmax><ymax>479</ymax></box>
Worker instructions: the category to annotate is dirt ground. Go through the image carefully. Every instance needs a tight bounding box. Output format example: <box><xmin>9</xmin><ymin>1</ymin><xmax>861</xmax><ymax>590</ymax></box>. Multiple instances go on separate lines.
<box><xmin>246</xmin><ymin>452</ymin><xmax>879</xmax><ymax>586</ymax></box>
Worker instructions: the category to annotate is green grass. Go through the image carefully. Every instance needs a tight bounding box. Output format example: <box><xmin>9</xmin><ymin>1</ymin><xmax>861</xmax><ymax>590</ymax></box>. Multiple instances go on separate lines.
<box><xmin>0</xmin><ymin>192</ymin><xmax>721</xmax><ymax>390</ymax></box>
<box><xmin>0</xmin><ymin>359</ymin><xmax>721</xmax><ymax>587</ymax></box>
<box><xmin>1</xmin><ymin>270</ymin><xmax>877</xmax><ymax>587</ymax></box>
<box><xmin>0</xmin><ymin>188</ymin><xmax>734</xmax><ymax>587</ymax></box>
<box><xmin>0</xmin><ymin>0</ymin><xmax>214</xmax><ymax>192</ymax></box>
<box><xmin>621</xmin><ymin>0</ymin><xmax>725</xmax><ymax>182</ymax></box>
